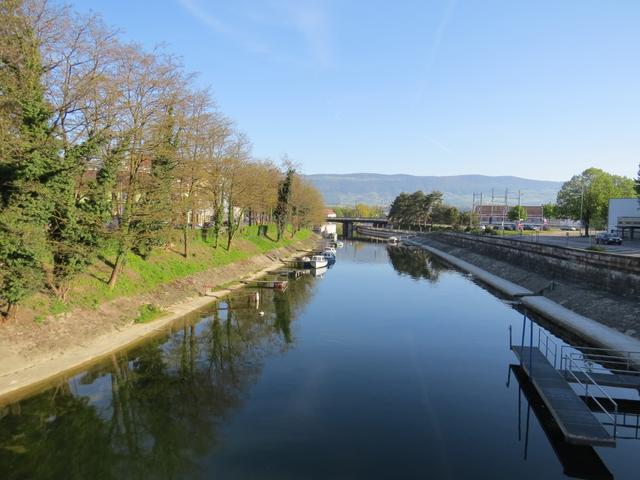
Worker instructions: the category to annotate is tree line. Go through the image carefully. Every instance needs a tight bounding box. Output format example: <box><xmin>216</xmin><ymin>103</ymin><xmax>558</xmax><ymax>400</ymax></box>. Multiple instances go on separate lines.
<box><xmin>388</xmin><ymin>167</ymin><xmax>638</xmax><ymax>235</ymax></box>
<box><xmin>387</xmin><ymin>191</ymin><xmax>466</xmax><ymax>229</ymax></box>
<box><xmin>0</xmin><ymin>0</ymin><xmax>324</xmax><ymax>318</ymax></box>
<box><xmin>332</xmin><ymin>204</ymin><xmax>386</xmax><ymax>218</ymax></box>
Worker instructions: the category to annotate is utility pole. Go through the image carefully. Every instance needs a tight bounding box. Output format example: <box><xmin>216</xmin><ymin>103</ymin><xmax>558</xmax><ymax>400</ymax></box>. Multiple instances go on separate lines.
<box><xmin>470</xmin><ymin>193</ymin><xmax>476</xmax><ymax>227</ymax></box>
<box><xmin>518</xmin><ymin>190</ymin><xmax>522</xmax><ymax>234</ymax></box>
<box><xmin>490</xmin><ymin>188</ymin><xmax>495</xmax><ymax>226</ymax></box>
<box><xmin>504</xmin><ymin>188</ymin><xmax>508</xmax><ymax>229</ymax></box>
<box><xmin>579</xmin><ymin>177</ymin><xmax>585</xmax><ymax>236</ymax></box>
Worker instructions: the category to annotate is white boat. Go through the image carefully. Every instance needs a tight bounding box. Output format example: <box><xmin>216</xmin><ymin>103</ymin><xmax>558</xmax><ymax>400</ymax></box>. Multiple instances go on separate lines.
<box><xmin>388</xmin><ymin>236</ymin><xmax>399</xmax><ymax>245</ymax></box>
<box><xmin>309</xmin><ymin>255</ymin><xmax>328</xmax><ymax>269</ymax></box>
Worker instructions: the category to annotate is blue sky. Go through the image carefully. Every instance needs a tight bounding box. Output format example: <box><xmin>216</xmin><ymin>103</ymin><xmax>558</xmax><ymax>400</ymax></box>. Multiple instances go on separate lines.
<box><xmin>69</xmin><ymin>0</ymin><xmax>639</xmax><ymax>181</ymax></box>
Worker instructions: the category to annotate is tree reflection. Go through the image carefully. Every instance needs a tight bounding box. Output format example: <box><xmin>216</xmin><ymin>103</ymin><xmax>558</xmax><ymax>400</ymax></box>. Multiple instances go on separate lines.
<box><xmin>387</xmin><ymin>246</ymin><xmax>443</xmax><ymax>282</ymax></box>
<box><xmin>0</xmin><ymin>275</ymin><xmax>317</xmax><ymax>480</ymax></box>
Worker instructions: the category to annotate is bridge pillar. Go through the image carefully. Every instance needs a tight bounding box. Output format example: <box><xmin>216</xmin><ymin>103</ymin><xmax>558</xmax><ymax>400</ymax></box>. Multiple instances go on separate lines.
<box><xmin>343</xmin><ymin>222</ymin><xmax>353</xmax><ymax>239</ymax></box>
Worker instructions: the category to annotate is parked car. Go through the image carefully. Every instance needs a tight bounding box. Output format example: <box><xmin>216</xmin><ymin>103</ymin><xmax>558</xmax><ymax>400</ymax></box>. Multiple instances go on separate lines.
<box><xmin>502</xmin><ymin>223</ymin><xmax>516</xmax><ymax>231</ymax></box>
<box><xmin>523</xmin><ymin>224</ymin><xmax>540</xmax><ymax>231</ymax></box>
<box><xmin>595</xmin><ymin>233</ymin><xmax>622</xmax><ymax>245</ymax></box>
<box><xmin>560</xmin><ymin>225</ymin><xmax>577</xmax><ymax>231</ymax></box>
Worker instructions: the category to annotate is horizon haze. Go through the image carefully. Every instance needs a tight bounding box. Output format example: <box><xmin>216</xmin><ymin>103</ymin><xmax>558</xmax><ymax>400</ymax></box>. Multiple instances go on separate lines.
<box><xmin>304</xmin><ymin>172</ymin><xmax>563</xmax><ymax>208</ymax></box>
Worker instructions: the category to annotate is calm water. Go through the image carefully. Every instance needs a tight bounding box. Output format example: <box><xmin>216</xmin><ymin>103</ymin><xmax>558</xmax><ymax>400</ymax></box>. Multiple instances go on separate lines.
<box><xmin>1</xmin><ymin>242</ymin><xmax>638</xmax><ymax>479</ymax></box>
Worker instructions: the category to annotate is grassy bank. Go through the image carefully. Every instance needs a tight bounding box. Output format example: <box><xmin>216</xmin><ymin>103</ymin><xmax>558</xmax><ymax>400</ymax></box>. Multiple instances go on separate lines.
<box><xmin>26</xmin><ymin>225</ymin><xmax>311</xmax><ymax>320</ymax></box>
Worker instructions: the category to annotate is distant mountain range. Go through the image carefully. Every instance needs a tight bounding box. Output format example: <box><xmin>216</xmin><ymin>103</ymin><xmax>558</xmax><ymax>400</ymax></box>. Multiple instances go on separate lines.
<box><xmin>303</xmin><ymin>173</ymin><xmax>563</xmax><ymax>209</ymax></box>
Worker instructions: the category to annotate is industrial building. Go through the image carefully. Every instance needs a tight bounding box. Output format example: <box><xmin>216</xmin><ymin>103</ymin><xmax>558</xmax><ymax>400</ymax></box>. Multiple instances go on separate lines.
<box><xmin>608</xmin><ymin>198</ymin><xmax>640</xmax><ymax>239</ymax></box>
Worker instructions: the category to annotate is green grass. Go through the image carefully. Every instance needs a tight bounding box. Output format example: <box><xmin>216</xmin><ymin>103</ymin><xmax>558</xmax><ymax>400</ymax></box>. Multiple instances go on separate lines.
<box><xmin>27</xmin><ymin>225</ymin><xmax>312</xmax><ymax>318</ymax></box>
<box><xmin>134</xmin><ymin>304</ymin><xmax>165</xmax><ymax>324</ymax></box>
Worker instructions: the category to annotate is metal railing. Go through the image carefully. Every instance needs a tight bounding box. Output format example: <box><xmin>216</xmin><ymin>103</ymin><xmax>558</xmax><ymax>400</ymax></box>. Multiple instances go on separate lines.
<box><xmin>560</xmin><ymin>345</ymin><xmax>640</xmax><ymax>377</ymax></box>
<box><xmin>510</xmin><ymin>322</ymin><xmax>640</xmax><ymax>440</ymax></box>
<box><xmin>537</xmin><ymin>329</ymin><xmax>559</xmax><ymax>368</ymax></box>
<box><xmin>563</xmin><ymin>354</ymin><xmax>619</xmax><ymax>438</ymax></box>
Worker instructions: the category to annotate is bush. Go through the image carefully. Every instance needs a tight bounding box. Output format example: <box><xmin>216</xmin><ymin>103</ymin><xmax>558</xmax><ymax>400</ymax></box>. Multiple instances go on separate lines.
<box><xmin>135</xmin><ymin>303</ymin><xmax>164</xmax><ymax>324</ymax></box>
<box><xmin>586</xmin><ymin>245</ymin><xmax>606</xmax><ymax>252</ymax></box>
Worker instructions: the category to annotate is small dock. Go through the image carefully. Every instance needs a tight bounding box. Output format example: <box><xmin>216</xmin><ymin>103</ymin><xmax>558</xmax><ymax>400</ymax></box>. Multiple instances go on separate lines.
<box><xmin>512</xmin><ymin>346</ymin><xmax>615</xmax><ymax>447</ymax></box>
<box><xmin>269</xmin><ymin>269</ymin><xmax>303</xmax><ymax>279</ymax></box>
<box><xmin>243</xmin><ymin>280</ymin><xmax>289</xmax><ymax>291</ymax></box>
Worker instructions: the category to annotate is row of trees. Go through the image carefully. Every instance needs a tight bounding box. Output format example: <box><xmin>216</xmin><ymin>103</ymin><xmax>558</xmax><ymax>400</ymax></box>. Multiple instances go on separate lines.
<box><xmin>387</xmin><ymin>167</ymin><xmax>638</xmax><ymax>234</ymax></box>
<box><xmin>387</xmin><ymin>191</ymin><xmax>465</xmax><ymax>229</ymax></box>
<box><xmin>332</xmin><ymin>204</ymin><xmax>385</xmax><ymax>218</ymax></box>
<box><xmin>0</xmin><ymin>0</ymin><xmax>324</xmax><ymax>318</ymax></box>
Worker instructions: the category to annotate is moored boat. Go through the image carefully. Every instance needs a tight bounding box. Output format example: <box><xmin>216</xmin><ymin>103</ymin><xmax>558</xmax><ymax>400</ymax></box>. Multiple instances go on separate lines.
<box><xmin>309</xmin><ymin>254</ymin><xmax>328</xmax><ymax>269</ymax></box>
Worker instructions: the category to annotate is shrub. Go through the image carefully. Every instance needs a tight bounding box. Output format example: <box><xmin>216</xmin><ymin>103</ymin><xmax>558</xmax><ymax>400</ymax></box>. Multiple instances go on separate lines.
<box><xmin>135</xmin><ymin>303</ymin><xmax>164</xmax><ymax>324</ymax></box>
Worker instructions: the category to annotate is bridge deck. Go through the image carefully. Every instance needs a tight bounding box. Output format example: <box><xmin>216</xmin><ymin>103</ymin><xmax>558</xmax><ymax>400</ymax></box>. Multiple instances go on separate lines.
<box><xmin>513</xmin><ymin>346</ymin><xmax>615</xmax><ymax>447</ymax></box>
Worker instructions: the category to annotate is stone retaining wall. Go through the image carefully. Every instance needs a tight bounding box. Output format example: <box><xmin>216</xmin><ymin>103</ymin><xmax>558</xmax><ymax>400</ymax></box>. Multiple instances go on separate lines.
<box><xmin>357</xmin><ymin>227</ymin><xmax>640</xmax><ymax>297</ymax></box>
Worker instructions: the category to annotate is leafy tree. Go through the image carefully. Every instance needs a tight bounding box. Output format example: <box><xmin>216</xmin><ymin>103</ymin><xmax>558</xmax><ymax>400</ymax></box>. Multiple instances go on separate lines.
<box><xmin>274</xmin><ymin>166</ymin><xmax>295</xmax><ymax>241</ymax></box>
<box><xmin>347</xmin><ymin>203</ymin><xmax>385</xmax><ymax>218</ymax></box>
<box><xmin>105</xmin><ymin>45</ymin><xmax>185</xmax><ymax>288</ymax></box>
<box><xmin>290</xmin><ymin>176</ymin><xmax>325</xmax><ymax>232</ymax></box>
<box><xmin>556</xmin><ymin>167</ymin><xmax>635</xmax><ymax>235</ymax></box>
<box><xmin>46</xmin><ymin>135</ymin><xmax>112</xmax><ymax>299</ymax></box>
<box><xmin>508</xmin><ymin>206</ymin><xmax>528</xmax><ymax>222</ymax></box>
<box><xmin>387</xmin><ymin>190</ymin><xmax>444</xmax><ymax>229</ymax></box>
<box><xmin>0</xmin><ymin>0</ymin><xmax>59</xmax><ymax>318</ymax></box>
<box><xmin>432</xmin><ymin>204</ymin><xmax>461</xmax><ymax>225</ymax></box>
<box><xmin>459</xmin><ymin>210</ymin><xmax>479</xmax><ymax>227</ymax></box>
<box><xmin>541</xmin><ymin>203</ymin><xmax>558</xmax><ymax>220</ymax></box>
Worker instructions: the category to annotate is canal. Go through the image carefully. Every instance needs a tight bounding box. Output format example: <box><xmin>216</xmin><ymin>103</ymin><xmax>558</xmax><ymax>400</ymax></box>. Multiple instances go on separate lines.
<box><xmin>0</xmin><ymin>242</ymin><xmax>637</xmax><ymax>479</ymax></box>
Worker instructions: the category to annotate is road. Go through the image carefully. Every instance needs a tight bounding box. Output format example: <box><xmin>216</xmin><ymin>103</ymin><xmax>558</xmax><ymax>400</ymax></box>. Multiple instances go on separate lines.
<box><xmin>508</xmin><ymin>233</ymin><xmax>640</xmax><ymax>256</ymax></box>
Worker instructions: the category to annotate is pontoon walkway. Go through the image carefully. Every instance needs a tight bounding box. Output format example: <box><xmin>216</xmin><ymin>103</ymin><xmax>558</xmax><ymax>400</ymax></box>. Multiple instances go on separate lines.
<box><xmin>512</xmin><ymin>346</ymin><xmax>615</xmax><ymax>447</ymax></box>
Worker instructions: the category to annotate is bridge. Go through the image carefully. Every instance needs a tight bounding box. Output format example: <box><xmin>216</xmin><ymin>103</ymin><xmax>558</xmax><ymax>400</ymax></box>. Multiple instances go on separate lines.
<box><xmin>325</xmin><ymin>217</ymin><xmax>389</xmax><ymax>238</ymax></box>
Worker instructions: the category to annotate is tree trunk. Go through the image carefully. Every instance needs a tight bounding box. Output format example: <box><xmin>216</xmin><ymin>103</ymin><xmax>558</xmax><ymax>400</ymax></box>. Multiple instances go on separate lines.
<box><xmin>183</xmin><ymin>226</ymin><xmax>189</xmax><ymax>258</ymax></box>
<box><xmin>108</xmin><ymin>252</ymin><xmax>125</xmax><ymax>289</ymax></box>
<box><xmin>4</xmin><ymin>303</ymin><xmax>17</xmax><ymax>321</ymax></box>
<box><xmin>54</xmin><ymin>282</ymin><xmax>70</xmax><ymax>302</ymax></box>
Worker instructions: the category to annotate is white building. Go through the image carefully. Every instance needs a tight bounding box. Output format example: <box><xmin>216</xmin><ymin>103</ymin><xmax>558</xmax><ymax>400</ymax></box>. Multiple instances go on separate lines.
<box><xmin>608</xmin><ymin>198</ymin><xmax>640</xmax><ymax>239</ymax></box>
<box><xmin>320</xmin><ymin>208</ymin><xmax>337</xmax><ymax>238</ymax></box>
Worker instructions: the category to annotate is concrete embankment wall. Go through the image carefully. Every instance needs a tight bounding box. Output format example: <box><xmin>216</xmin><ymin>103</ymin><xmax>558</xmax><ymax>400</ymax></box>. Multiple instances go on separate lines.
<box><xmin>358</xmin><ymin>227</ymin><xmax>640</xmax><ymax>297</ymax></box>
<box><xmin>432</xmin><ymin>232</ymin><xmax>640</xmax><ymax>297</ymax></box>
<box><xmin>357</xmin><ymin>226</ymin><xmax>640</xmax><ymax>366</ymax></box>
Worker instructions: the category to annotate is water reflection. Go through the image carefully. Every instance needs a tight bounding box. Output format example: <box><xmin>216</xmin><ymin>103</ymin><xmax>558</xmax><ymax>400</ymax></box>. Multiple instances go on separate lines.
<box><xmin>387</xmin><ymin>245</ymin><xmax>443</xmax><ymax>282</ymax></box>
<box><xmin>0</xmin><ymin>275</ymin><xmax>317</xmax><ymax>480</ymax></box>
<box><xmin>508</xmin><ymin>365</ymin><xmax>613</xmax><ymax>480</ymax></box>
<box><xmin>2</xmin><ymin>243</ymin><xmax>640</xmax><ymax>479</ymax></box>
